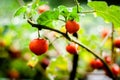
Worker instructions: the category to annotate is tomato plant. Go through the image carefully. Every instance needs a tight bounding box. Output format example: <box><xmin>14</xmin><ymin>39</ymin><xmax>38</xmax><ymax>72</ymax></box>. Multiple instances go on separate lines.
<box><xmin>7</xmin><ymin>0</ymin><xmax>120</xmax><ymax>80</ymax></box>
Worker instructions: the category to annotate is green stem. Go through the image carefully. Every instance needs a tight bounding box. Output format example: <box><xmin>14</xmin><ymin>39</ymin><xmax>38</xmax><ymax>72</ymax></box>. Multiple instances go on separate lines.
<box><xmin>111</xmin><ymin>23</ymin><xmax>115</xmax><ymax>62</ymax></box>
<box><xmin>27</xmin><ymin>19</ymin><xmax>116</xmax><ymax>80</ymax></box>
<box><xmin>74</xmin><ymin>0</ymin><xmax>80</xmax><ymax>13</ymax></box>
<box><xmin>38</xmin><ymin>29</ymin><xmax>40</xmax><ymax>38</ymax></box>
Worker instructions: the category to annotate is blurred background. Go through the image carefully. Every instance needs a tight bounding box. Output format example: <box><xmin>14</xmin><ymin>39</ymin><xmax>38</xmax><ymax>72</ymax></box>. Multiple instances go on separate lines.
<box><xmin>0</xmin><ymin>0</ymin><xmax>120</xmax><ymax>80</ymax></box>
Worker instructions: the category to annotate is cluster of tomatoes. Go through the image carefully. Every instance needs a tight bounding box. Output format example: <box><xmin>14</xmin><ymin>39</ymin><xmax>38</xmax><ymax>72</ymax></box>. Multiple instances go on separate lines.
<box><xmin>29</xmin><ymin>18</ymin><xmax>80</xmax><ymax>56</ymax></box>
<box><xmin>89</xmin><ymin>28</ymin><xmax>120</xmax><ymax>78</ymax></box>
<box><xmin>29</xmin><ymin>4</ymin><xmax>120</xmax><ymax>78</ymax></box>
<box><xmin>29</xmin><ymin>9</ymin><xmax>80</xmax><ymax>67</ymax></box>
<box><xmin>90</xmin><ymin>56</ymin><xmax>120</xmax><ymax>77</ymax></box>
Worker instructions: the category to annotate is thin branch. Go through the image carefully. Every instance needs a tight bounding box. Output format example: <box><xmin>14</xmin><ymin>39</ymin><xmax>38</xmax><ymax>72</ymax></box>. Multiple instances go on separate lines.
<box><xmin>27</xmin><ymin>19</ymin><xmax>116</xmax><ymax>80</ymax></box>
<box><xmin>27</xmin><ymin>19</ymin><xmax>70</xmax><ymax>40</ymax></box>
<box><xmin>111</xmin><ymin>23</ymin><xmax>115</xmax><ymax>62</ymax></box>
<box><xmin>74</xmin><ymin>0</ymin><xmax>80</xmax><ymax>13</ymax></box>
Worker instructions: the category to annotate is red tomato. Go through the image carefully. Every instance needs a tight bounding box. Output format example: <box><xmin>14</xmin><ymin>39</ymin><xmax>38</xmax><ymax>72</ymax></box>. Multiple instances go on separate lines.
<box><xmin>114</xmin><ymin>37</ymin><xmax>120</xmax><ymax>48</ymax></box>
<box><xmin>38</xmin><ymin>5</ymin><xmax>50</xmax><ymax>14</ymax></box>
<box><xmin>29</xmin><ymin>38</ymin><xmax>49</xmax><ymax>55</ymax></box>
<box><xmin>90</xmin><ymin>59</ymin><xmax>103</xmax><ymax>69</ymax></box>
<box><xmin>65</xmin><ymin>20</ymin><xmax>80</xmax><ymax>34</ymax></box>
<box><xmin>111</xmin><ymin>64</ymin><xmax>120</xmax><ymax>76</ymax></box>
<box><xmin>66</xmin><ymin>42</ymin><xmax>78</xmax><ymax>54</ymax></box>
<box><xmin>90</xmin><ymin>59</ymin><xmax>97</xmax><ymax>69</ymax></box>
<box><xmin>104</xmin><ymin>56</ymin><xmax>112</xmax><ymax>65</ymax></box>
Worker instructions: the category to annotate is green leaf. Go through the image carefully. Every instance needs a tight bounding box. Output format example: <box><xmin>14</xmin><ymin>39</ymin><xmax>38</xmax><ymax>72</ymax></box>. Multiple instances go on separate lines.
<box><xmin>88</xmin><ymin>1</ymin><xmax>120</xmax><ymax>27</ymax></box>
<box><xmin>58</xmin><ymin>5</ymin><xmax>69</xmax><ymax>17</ymax></box>
<box><xmin>14</xmin><ymin>6</ymin><xmax>26</xmax><ymax>17</ymax></box>
<box><xmin>37</xmin><ymin>10</ymin><xmax>59</xmax><ymax>27</ymax></box>
<box><xmin>88</xmin><ymin>1</ymin><xmax>108</xmax><ymax>11</ymax></box>
<box><xmin>68</xmin><ymin>12</ymin><xmax>80</xmax><ymax>21</ymax></box>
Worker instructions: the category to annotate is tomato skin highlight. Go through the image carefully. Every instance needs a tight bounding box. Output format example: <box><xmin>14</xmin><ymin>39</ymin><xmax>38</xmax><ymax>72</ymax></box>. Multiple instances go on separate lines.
<box><xmin>66</xmin><ymin>42</ymin><xmax>78</xmax><ymax>54</ymax></box>
<box><xmin>65</xmin><ymin>20</ymin><xmax>80</xmax><ymax>34</ymax></box>
<box><xmin>114</xmin><ymin>37</ymin><xmax>120</xmax><ymax>48</ymax></box>
<box><xmin>29</xmin><ymin>38</ymin><xmax>49</xmax><ymax>55</ymax></box>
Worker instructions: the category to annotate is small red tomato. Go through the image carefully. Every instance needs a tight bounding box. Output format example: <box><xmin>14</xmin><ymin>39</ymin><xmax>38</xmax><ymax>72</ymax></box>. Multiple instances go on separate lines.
<box><xmin>111</xmin><ymin>64</ymin><xmax>120</xmax><ymax>76</ymax></box>
<box><xmin>104</xmin><ymin>56</ymin><xmax>112</xmax><ymax>65</ymax></box>
<box><xmin>90</xmin><ymin>59</ymin><xmax>97</xmax><ymax>69</ymax></box>
<box><xmin>41</xmin><ymin>58</ymin><xmax>50</xmax><ymax>69</ymax></box>
<box><xmin>38</xmin><ymin>5</ymin><xmax>50</xmax><ymax>14</ymax></box>
<box><xmin>90</xmin><ymin>59</ymin><xmax>103</xmax><ymax>69</ymax></box>
<box><xmin>114</xmin><ymin>37</ymin><xmax>120</xmax><ymax>48</ymax></box>
<box><xmin>65</xmin><ymin>20</ymin><xmax>80</xmax><ymax>34</ymax></box>
<box><xmin>66</xmin><ymin>42</ymin><xmax>78</xmax><ymax>54</ymax></box>
<box><xmin>101</xmin><ymin>28</ymin><xmax>110</xmax><ymax>38</ymax></box>
<box><xmin>29</xmin><ymin>38</ymin><xmax>49</xmax><ymax>55</ymax></box>
<box><xmin>95</xmin><ymin>59</ymin><xmax>103</xmax><ymax>69</ymax></box>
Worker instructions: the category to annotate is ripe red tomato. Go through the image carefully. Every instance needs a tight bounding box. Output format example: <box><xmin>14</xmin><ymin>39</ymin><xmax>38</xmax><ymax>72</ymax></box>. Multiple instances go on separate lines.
<box><xmin>66</xmin><ymin>42</ymin><xmax>78</xmax><ymax>54</ymax></box>
<box><xmin>104</xmin><ymin>56</ymin><xmax>112</xmax><ymax>65</ymax></box>
<box><xmin>90</xmin><ymin>59</ymin><xmax>103</xmax><ymax>69</ymax></box>
<box><xmin>65</xmin><ymin>20</ymin><xmax>80</xmax><ymax>34</ymax></box>
<box><xmin>95</xmin><ymin>59</ymin><xmax>103</xmax><ymax>69</ymax></box>
<box><xmin>114</xmin><ymin>37</ymin><xmax>120</xmax><ymax>48</ymax></box>
<box><xmin>29</xmin><ymin>38</ymin><xmax>49</xmax><ymax>55</ymax></box>
<box><xmin>90</xmin><ymin>59</ymin><xmax>97</xmax><ymax>69</ymax></box>
<box><xmin>111</xmin><ymin>64</ymin><xmax>120</xmax><ymax>76</ymax></box>
<box><xmin>38</xmin><ymin>5</ymin><xmax>50</xmax><ymax>14</ymax></box>
<box><xmin>101</xmin><ymin>28</ymin><xmax>110</xmax><ymax>38</ymax></box>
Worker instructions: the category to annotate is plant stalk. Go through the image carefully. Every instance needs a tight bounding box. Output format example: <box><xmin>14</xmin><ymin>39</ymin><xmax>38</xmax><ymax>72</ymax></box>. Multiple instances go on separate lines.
<box><xmin>69</xmin><ymin>54</ymin><xmax>79</xmax><ymax>80</ymax></box>
<box><xmin>111</xmin><ymin>23</ymin><xmax>115</xmax><ymax>63</ymax></box>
